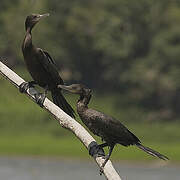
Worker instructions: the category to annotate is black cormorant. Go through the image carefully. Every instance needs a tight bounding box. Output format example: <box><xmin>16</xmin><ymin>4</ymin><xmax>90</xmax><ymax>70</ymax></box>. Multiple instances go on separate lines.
<box><xmin>20</xmin><ymin>14</ymin><xmax>75</xmax><ymax>118</ymax></box>
<box><xmin>58</xmin><ymin>84</ymin><xmax>169</xmax><ymax>171</ymax></box>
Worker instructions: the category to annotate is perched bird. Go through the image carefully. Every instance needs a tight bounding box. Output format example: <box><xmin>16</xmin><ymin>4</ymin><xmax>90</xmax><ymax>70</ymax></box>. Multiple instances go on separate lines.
<box><xmin>58</xmin><ymin>84</ymin><xmax>169</xmax><ymax>171</ymax></box>
<box><xmin>20</xmin><ymin>13</ymin><xmax>75</xmax><ymax>118</ymax></box>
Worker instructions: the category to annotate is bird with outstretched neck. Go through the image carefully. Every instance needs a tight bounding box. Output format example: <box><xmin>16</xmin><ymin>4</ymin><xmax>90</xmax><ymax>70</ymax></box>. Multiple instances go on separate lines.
<box><xmin>58</xmin><ymin>84</ymin><xmax>169</xmax><ymax>174</ymax></box>
<box><xmin>19</xmin><ymin>14</ymin><xmax>75</xmax><ymax>118</ymax></box>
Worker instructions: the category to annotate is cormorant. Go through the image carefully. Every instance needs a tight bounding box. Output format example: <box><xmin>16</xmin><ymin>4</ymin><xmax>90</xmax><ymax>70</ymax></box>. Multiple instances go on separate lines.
<box><xmin>58</xmin><ymin>84</ymin><xmax>169</xmax><ymax>171</ymax></box>
<box><xmin>20</xmin><ymin>13</ymin><xmax>75</xmax><ymax>118</ymax></box>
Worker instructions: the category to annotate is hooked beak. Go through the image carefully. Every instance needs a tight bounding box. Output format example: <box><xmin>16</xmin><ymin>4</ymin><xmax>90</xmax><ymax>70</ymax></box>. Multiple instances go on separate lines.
<box><xmin>58</xmin><ymin>84</ymin><xmax>92</xmax><ymax>96</ymax></box>
<box><xmin>39</xmin><ymin>13</ymin><xmax>50</xmax><ymax>20</ymax></box>
<box><xmin>58</xmin><ymin>85</ymin><xmax>78</xmax><ymax>94</ymax></box>
<box><xmin>39</xmin><ymin>13</ymin><xmax>50</xmax><ymax>18</ymax></box>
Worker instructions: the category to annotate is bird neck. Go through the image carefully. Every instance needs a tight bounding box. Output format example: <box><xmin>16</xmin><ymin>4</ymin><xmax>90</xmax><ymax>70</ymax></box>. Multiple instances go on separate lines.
<box><xmin>22</xmin><ymin>27</ymin><xmax>33</xmax><ymax>51</ymax></box>
<box><xmin>77</xmin><ymin>94</ymin><xmax>91</xmax><ymax>112</ymax></box>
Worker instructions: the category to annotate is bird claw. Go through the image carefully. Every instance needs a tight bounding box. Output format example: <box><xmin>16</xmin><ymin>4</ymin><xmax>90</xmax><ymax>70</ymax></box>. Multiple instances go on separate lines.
<box><xmin>19</xmin><ymin>81</ymin><xmax>35</xmax><ymax>93</ymax></box>
<box><xmin>101</xmin><ymin>155</ymin><xmax>108</xmax><ymax>160</ymax></box>
<box><xmin>88</xmin><ymin>142</ymin><xmax>105</xmax><ymax>157</ymax></box>
<box><xmin>34</xmin><ymin>93</ymin><xmax>46</xmax><ymax>107</ymax></box>
<box><xmin>99</xmin><ymin>156</ymin><xmax>109</xmax><ymax>175</ymax></box>
<box><xmin>19</xmin><ymin>82</ymin><xmax>30</xmax><ymax>93</ymax></box>
<box><xmin>99</xmin><ymin>168</ymin><xmax>104</xmax><ymax>175</ymax></box>
<box><xmin>19</xmin><ymin>81</ymin><xmax>45</xmax><ymax>107</ymax></box>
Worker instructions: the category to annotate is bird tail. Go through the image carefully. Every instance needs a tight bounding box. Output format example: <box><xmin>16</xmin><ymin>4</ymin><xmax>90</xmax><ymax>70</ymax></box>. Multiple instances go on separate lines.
<box><xmin>136</xmin><ymin>143</ymin><xmax>169</xmax><ymax>161</ymax></box>
<box><xmin>51</xmin><ymin>89</ymin><xmax>75</xmax><ymax>118</ymax></box>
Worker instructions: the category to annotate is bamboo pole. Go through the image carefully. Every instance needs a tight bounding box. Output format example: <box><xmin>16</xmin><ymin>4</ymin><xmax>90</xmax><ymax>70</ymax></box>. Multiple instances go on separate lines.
<box><xmin>0</xmin><ymin>60</ymin><xmax>122</xmax><ymax>180</ymax></box>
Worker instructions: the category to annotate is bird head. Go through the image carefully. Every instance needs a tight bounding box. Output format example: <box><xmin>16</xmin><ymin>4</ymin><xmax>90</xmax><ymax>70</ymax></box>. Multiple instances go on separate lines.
<box><xmin>58</xmin><ymin>84</ymin><xmax>92</xmax><ymax>97</ymax></box>
<box><xmin>25</xmin><ymin>13</ymin><xmax>49</xmax><ymax>31</ymax></box>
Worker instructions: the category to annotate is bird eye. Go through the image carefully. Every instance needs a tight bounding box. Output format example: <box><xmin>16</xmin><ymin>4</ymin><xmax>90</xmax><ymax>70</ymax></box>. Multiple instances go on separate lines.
<box><xmin>33</xmin><ymin>15</ymin><xmax>40</xmax><ymax>19</ymax></box>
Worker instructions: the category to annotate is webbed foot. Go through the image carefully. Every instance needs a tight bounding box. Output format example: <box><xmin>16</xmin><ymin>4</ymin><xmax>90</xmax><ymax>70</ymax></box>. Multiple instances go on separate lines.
<box><xmin>99</xmin><ymin>155</ymin><xmax>109</xmax><ymax>175</ymax></box>
<box><xmin>34</xmin><ymin>93</ymin><xmax>46</xmax><ymax>107</ymax></box>
<box><xmin>19</xmin><ymin>82</ymin><xmax>30</xmax><ymax>93</ymax></box>
<box><xmin>99</xmin><ymin>144</ymin><xmax>115</xmax><ymax>175</ymax></box>
<box><xmin>89</xmin><ymin>141</ymin><xmax>105</xmax><ymax>157</ymax></box>
<box><xmin>19</xmin><ymin>81</ymin><xmax>36</xmax><ymax>93</ymax></box>
<box><xmin>100</xmin><ymin>168</ymin><xmax>103</xmax><ymax>175</ymax></box>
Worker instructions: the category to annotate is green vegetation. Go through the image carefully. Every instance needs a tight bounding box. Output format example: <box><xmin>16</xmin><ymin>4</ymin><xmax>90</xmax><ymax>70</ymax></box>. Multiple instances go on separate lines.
<box><xmin>0</xmin><ymin>77</ymin><xmax>179</xmax><ymax>161</ymax></box>
<box><xmin>1</xmin><ymin>0</ymin><xmax>180</xmax><ymax>120</ymax></box>
<box><xmin>0</xmin><ymin>134</ymin><xmax>179</xmax><ymax>162</ymax></box>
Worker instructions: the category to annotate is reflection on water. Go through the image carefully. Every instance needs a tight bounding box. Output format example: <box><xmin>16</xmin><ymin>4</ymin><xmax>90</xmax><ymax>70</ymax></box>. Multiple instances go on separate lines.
<box><xmin>0</xmin><ymin>156</ymin><xmax>179</xmax><ymax>180</ymax></box>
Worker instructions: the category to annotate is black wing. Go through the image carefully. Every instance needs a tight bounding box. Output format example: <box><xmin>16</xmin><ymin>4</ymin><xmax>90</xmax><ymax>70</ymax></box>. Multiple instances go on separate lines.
<box><xmin>36</xmin><ymin>48</ymin><xmax>64</xmax><ymax>85</ymax></box>
<box><xmin>43</xmin><ymin>50</ymin><xmax>56</xmax><ymax>64</ymax></box>
<box><xmin>85</xmin><ymin>109</ymin><xmax>140</xmax><ymax>146</ymax></box>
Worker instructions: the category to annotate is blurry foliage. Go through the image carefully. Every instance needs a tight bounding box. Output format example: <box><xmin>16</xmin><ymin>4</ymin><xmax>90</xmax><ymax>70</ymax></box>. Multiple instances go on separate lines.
<box><xmin>1</xmin><ymin>0</ymin><xmax>180</xmax><ymax>120</ymax></box>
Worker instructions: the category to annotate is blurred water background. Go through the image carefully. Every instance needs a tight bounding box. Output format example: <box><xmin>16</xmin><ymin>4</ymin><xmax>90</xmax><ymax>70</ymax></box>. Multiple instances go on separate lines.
<box><xmin>0</xmin><ymin>156</ymin><xmax>179</xmax><ymax>180</ymax></box>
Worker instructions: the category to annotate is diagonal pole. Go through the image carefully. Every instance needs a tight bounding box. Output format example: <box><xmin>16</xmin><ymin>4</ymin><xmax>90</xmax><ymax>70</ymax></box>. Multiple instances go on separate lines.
<box><xmin>0</xmin><ymin>60</ymin><xmax>122</xmax><ymax>180</ymax></box>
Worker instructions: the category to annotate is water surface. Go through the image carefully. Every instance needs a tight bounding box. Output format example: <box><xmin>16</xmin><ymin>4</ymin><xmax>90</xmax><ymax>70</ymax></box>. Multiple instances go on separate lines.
<box><xmin>0</xmin><ymin>156</ymin><xmax>179</xmax><ymax>180</ymax></box>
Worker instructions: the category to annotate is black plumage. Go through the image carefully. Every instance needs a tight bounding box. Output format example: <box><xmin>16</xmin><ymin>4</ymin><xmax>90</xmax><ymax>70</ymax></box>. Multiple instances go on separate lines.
<box><xmin>21</xmin><ymin>14</ymin><xmax>75</xmax><ymax>118</ymax></box>
<box><xmin>58</xmin><ymin>84</ymin><xmax>169</xmax><ymax>170</ymax></box>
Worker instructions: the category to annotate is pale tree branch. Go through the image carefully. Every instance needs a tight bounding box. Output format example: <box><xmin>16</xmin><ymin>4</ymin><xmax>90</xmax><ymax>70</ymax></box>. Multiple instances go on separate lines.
<box><xmin>0</xmin><ymin>60</ymin><xmax>122</xmax><ymax>180</ymax></box>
